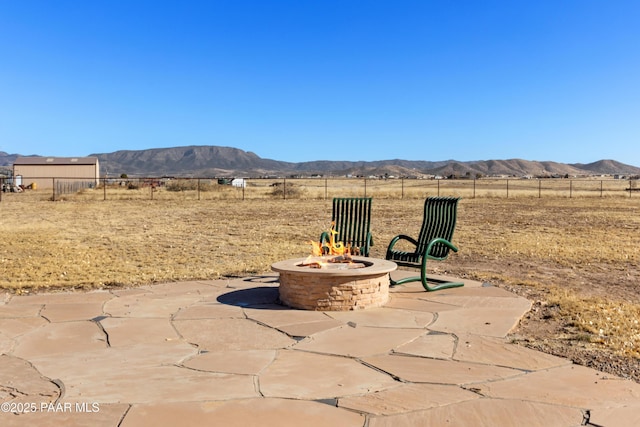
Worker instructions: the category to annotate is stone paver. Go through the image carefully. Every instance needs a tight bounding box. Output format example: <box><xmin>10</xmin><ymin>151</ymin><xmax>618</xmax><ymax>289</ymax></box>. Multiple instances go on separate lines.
<box><xmin>0</xmin><ymin>354</ymin><xmax>59</xmax><ymax>403</ymax></box>
<box><xmin>325</xmin><ymin>307</ymin><xmax>434</xmax><ymax>328</ymax></box>
<box><xmin>338</xmin><ymin>383</ymin><xmax>480</xmax><ymax>415</ymax></box>
<box><xmin>1</xmin><ymin>274</ymin><xmax>639</xmax><ymax>426</ymax></box>
<box><xmin>362</xmin><ymin>353</ymin><xmax>522</xmax><ymax>384</ymax></box>
<box><xmin>259</xmin><ymin>350</ymin><xmax>397</xmax><ymax>399</ymax></box>
<box><xmin>121</xmin><ymin>398</ymin><xmax>365</xmax><ymax>427</ymax></box>
<box><xmin>272</xmin><ymin>318</ymin><xmax>344</xmax><ymax>337</ymax></box>
<box><xmin>41</xmin><ymin>302</ymin><xmax>107</xmax><ymax>323</ymax></box>
<box><xmin>182</xmin><ymin>349</ymin><xmax>277</xmax><ymax>375</ymax></box>
<box><xmin>393</xmin><ymin>332</ymin><xmax>457</xmax><ymax>358</ymax></box>
<box><xmin>367</xmin><ymin>398</ymin><xmax>583</xmax><ymax>427</ymax></box>
<box><xmin>174</xmin><ymin>317</ymin><xmax>296</xmax><ymax>351</ymax></box>
<box><xmin>12</xmin><ymin>321</ymin><xmax>106</xmax><ymax>359</ymax></box>
<box><xmin>1</xmin><ymin>403</ymin><xmax>130</xmax><ymax>427</ymax></box>
<box><xmin>453</xmin><ymin>333</ymin><xmax>571</xmax><ymax>370</ymax></box>
<box><xmin>100</xmin><ymin>317</ymin><xmax>180</xmax><ymax>346</ymax></box>
<box><xmin>293</xmin><ymin>324</ymin><xmax>425</xmax><ymax>357</ymax></box>
<box><xmin>478</xmin><ymin>363</ymin><xmax>640</xmax><ymax>409</ymax></box>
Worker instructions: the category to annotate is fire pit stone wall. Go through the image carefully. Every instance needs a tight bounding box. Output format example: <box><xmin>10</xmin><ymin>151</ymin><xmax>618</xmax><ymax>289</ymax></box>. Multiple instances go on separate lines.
<box><xmin>272</xmin><ymin>257</ymin><xmax>397</xmax><ymax>311</ymax></box>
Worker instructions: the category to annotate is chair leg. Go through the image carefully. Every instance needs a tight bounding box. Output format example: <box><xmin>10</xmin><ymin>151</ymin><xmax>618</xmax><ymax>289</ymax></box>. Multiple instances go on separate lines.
<box><xmin>389</xmin><ymin>261</ymin><xmax>464</xmax><ymax>292</ymax></box>
<box><xmin>420</xmin><ymin>275</ymin><xmax>464</xmax><ymax>292</ymax></box>
<box><xmin>389</xmin><ymin>275</ymin><xmax>416</xmax><ymax>287</ymax></box>
<box><xmin>420</xmin><ymin>258</ymin><xmax>464</xmax><ymax>291</ymax></box>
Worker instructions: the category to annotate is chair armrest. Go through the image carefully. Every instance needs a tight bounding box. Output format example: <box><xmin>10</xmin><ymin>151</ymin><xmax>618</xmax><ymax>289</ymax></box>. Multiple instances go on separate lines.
<box><xmin>424</xmin><ymin>238</ymin><xmax>458</xmax><ymax>259</ymax></box>
<box><xmin>386</xmin><ymin>234</ymin><xmax>419</xmax><ymax>254</ymax></box>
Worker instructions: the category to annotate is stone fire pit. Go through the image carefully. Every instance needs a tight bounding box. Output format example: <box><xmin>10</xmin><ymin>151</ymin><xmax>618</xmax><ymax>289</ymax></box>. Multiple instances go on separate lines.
<box><xmin>271</xmin><ymin>256</ymin><xmax>397</xmax><ymax>311</ymax></box>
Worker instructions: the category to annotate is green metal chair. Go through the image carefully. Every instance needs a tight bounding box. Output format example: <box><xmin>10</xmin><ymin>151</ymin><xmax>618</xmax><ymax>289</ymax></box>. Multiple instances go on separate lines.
<box><xmin>386</xmin><ymin>197</ymin><xmax>463</xmax><ymax>291</ymax></box>
<box><xmin>320</xmin><ymin>197</ymin><xmax>373</xmax><ymax>256</ymax></box>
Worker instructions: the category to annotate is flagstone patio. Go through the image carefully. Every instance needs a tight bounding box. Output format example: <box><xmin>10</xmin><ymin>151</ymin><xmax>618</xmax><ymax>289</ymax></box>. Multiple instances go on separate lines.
<box><xmin>1</xmin><ymin>271</ymin><xmax>639</xmax><ymax>426</ymax></box>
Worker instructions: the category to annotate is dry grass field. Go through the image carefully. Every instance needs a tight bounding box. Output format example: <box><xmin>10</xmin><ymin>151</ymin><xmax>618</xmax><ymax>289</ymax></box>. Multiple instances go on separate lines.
<box><xmin>1</xmin><ymin>189</ymin><xmax>639</xmax><ymax>381</ymax></box>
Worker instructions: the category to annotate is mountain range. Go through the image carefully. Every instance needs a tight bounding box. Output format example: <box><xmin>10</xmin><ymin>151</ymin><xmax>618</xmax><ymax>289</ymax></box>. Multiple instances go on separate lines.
<box><xmin>2</xmin><ymin>145</ymin><xmax>640</xmax><ymax>178</ymax></box>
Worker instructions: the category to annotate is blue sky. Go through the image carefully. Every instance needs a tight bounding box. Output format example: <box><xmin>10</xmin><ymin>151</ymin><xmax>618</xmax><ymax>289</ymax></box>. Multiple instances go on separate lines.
<box><xmin>1</xmin><ymin>1</ymin><xmax>638</xmax><ymax>166</ymax></box>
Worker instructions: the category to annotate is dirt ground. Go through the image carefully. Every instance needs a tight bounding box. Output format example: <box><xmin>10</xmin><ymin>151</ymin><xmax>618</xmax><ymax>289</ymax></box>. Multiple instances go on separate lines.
<box><xmin>440</xmin><ymin>199</ymin><xmax>640</xmax><ymax>383</ymax></box>
<box><xmin>1</xmin><ymin>193</ymin><xmax>638</xmax><ymax>382</ymax></box>
<box><xmin>450</xmin><ymin>256</ymin><xmax>640</xmax><ymax>383</ymax></box>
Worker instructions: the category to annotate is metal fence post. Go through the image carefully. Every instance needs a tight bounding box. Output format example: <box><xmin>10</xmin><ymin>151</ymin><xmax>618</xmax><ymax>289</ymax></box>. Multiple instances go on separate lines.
<box><xmin>600</xmin><ymin>180</ymin><xmax>603</xmax><ymax>198</ymax></box>
<box><xmin>570</xmin><ymin>180</ymin><xmax>573</xmax><ymax>198</ymax></box>
<box><xmin>538</xmin><ymin>179</ymin><xmax>542</xmax><ymax>198</ymax></box>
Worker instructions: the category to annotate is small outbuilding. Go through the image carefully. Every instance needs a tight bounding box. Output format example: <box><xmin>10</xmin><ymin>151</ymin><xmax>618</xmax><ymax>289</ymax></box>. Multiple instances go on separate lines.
<box><xmin>12</xmin><ymin>156</ymin><xmax>100</xmax><ymax>190</ymax></box>
<box><xmin>231</xmin><ymin>178</ymin><xmax>246</xmax><ymax>188</ymax></box>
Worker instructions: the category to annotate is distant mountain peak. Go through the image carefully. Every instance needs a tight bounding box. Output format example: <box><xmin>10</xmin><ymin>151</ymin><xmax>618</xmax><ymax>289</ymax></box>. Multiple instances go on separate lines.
<box><xmin>2</xmin><ymin>145</ymin><xmax>640</xmax><ymax>177</ymax></box>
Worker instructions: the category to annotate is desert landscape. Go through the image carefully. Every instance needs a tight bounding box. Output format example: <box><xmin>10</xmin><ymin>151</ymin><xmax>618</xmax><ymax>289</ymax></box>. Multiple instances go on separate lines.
<box><xmin>1</xmin><ymin>188</ymin><xmax>638</xmax><ymax>383</ymax></box>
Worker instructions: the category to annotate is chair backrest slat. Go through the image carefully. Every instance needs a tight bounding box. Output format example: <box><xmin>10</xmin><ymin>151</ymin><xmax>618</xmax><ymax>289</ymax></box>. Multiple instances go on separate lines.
<box><xmin>332</xmin><ymin>197</ymin><xmax>372</xmax><ymax>249</ymax></box>
<box><xmin>416</xmin><ymin>197</ymin><xmax>459</xmax><ymax>258</ymax></box>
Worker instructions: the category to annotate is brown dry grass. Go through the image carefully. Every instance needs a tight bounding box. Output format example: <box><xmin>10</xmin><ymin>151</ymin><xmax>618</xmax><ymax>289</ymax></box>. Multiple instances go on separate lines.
<box><xmin>1</xmin><ymin>191</ymin><xmax>639</xmax><ymax>379</ymax></box>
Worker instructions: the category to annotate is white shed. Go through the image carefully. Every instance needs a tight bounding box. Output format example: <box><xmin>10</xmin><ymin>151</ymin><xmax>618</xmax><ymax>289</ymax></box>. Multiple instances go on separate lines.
<box><xmin>231</xmin><ymin>178</ymin><xmax>246</xmax><ymax>188</ymax></box>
